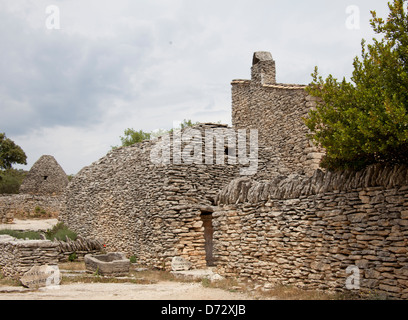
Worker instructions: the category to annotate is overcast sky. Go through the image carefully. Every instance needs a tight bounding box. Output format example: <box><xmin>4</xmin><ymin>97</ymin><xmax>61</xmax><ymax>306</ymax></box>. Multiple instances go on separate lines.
<box><xmin>0</xmin><ymin>0</ymin><xmax>390</xmax><ymax>174</ymax></box>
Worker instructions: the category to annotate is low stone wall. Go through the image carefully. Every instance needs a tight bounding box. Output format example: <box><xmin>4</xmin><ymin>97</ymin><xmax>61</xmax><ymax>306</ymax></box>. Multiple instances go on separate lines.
<box><xmin>0</xmin><ymin>194</ymin><xmax>65</xmax><ymax>222</ymax></box>
<box><xmin>214</xmin><ymin>164</ymin><xmax>408</xmax><ymax>299</ymax></box>
<box><xmin>0</xmin><ymin>235</ymin><xmax>103</xmax><ymax>278</ymax></box>
<box><xmin>56</xmin><ymin>236</ymin><xmax>103</xmax><ymax>262</ymax></box>
<box><xmin>0</xmin><ymin>236</ymin><xmax>59</xmax><ymax>278</ymax></box>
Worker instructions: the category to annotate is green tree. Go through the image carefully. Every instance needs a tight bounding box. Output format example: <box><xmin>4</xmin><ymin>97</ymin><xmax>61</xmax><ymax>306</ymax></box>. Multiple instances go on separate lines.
<box><xmin>0</xmin><ymin>169</ymin><xmax>27</xmax><ymax>194</ymax></box>
<box><xmin>0</xmin><ymin>133</ymin><xmax>27</xmax><ymax>170</ymax></box>
<box><xmin>119</xmin><ymin>129</ymin><xmax>151</xmax><ymax>147</ymax></box>
<box><xmin>168</xmin><ymin>119</ymin><xmax>199</xmax><ymax>134</ymax></box>
<box><xmin>304</xmin><ymin>0</ymin><xmax>408</xmax><ymax>170</ymax></box>
<box><xmin>113</xmin><ymin>119</ymin><xmax>200</xmax><ymax>149</ymax></box>
<box><xmin>179</xmin><ymin>119</ymin><xmax>198</xmax><ymax>129</ymax></box>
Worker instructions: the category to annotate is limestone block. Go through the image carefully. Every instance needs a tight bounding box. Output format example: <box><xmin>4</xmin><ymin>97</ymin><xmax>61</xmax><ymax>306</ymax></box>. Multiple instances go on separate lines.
<box><xmin>171</xmin><ymin>256</ymin><xmax>192</xmax><ymax>271</ymax></box>
<box><xmin>84</xmin><ymin>252</ymin><xmax>130</xmax><ymax>276</ymax></box>
<box><xmin>401</xmin><ymin>211</ymin><xmax>408</xmax><ymax>219</ymax></box>
<box><xmin>20</xmin><ymin>264</ymin><xmax>61</xmax><ymax>289</ymax></box>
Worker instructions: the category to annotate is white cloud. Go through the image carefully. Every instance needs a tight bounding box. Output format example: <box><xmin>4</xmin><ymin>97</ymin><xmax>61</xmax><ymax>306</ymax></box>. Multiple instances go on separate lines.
<box><xmin>1</xmin><ymin>0</ymin><xmax>391</xmax><ymax>174</ymax></box>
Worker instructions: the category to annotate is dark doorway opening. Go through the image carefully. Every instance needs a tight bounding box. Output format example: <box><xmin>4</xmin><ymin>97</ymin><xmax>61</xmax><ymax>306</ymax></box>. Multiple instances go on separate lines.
<box><xmin>43</xmin><ymin>176</ymin><xmax>48</xmax><ymax>181</ymax></box>
<box><xmin>201</xmin><ymin>211</ymin><xmax>215</xmax><ymax>266</ymax></box>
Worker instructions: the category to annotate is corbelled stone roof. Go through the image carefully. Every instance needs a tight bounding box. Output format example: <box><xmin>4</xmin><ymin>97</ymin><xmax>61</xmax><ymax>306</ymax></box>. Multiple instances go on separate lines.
<box><xmin>19</xmin><ymin>155</ymin><xmax>68</xmax><ymax>195</ymax></box>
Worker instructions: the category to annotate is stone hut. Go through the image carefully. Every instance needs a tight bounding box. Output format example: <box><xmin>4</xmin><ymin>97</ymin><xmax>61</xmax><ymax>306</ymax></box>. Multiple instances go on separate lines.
<box><xmin>61</xmin><ymin>124</ymin><xmax>252</xmax><ymax>269</ymax></box>
<box><xmin>60</xmin><ymin>52</ymin><xmax>323</xmax><ymax>270</ymax></box>
<box><xmin>232</xmin><ymin>51</ymin><xmax>323</xmax><ymax>176</ymax></box>
<box><xmin>59</xmin><ymin>52</ymin><xmax>408</xmax><ymax>299</ymax></box>
<box><xmin>1</xmin><ymin>155</ymin><xmax>68</xmax><ymax>221</ymax></box>
<box><xmin>19</xmin><ymin>155</ymin><xmax>68</xmax><ymax>196</ymax></box>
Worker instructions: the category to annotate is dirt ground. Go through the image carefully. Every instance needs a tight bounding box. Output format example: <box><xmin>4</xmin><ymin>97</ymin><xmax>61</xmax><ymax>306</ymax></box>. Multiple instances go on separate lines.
<box><xmin>0</xmin><ymin>281</ymin><xmax>257</xmax><ymax>300</ymax></box>
<box><xmin>0</xmin><ymin>218</ymin><xmax>260</xmax><ymax>300</ymax></box>
<box><xmin>0</xmin><ymin>219</ymin><xmax>336</xmax><ymax>301</ymax></box>
<box><xmin>0</xmin><ymin>218</ymin><xmax>58</xmax><ymax>231</ymax></box>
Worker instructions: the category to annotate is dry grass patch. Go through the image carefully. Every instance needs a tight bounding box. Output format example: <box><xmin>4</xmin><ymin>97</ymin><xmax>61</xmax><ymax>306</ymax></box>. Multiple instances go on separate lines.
<box><xmin>1</xmin><ymin>262</ymin><xmax>368</xmax><ymax>300</ymax></box>
<box><xmin>201</xmin><ymin>278</ymin><xmax>341</xmax><ymax>300</ymax></box>
<box><xmin>254</xmin><ymin>285</ymin><xmax>338</xmax><ymax>300</ymax></box>
<box><xmin>0</xmin><ymin>272</ymin><xmax>20</xmax><ymax>287</ymax></box>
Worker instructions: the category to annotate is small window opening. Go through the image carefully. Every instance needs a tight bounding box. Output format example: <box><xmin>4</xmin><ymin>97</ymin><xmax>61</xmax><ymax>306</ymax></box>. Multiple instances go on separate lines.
<box><xmin>43</xmin><ymin>176</ymin><xmax>48</xmax><ymax>181</ymax></box>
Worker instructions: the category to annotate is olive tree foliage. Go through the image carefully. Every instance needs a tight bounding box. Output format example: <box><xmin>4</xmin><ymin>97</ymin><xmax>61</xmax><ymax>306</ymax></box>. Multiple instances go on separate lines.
<box><xmin>0</xmin><ymin>133</ymin><xmax>27</xmax><ymax>170</ymax></box>
<box><xmin>0</xmin><ymin>133</ymin><xmax>27</xmax><ymax>194</ymax></box>
<box><xmin>304</xmin><ymin>0</ymin><xmax>408</xmax><ymax>170</ymax></box>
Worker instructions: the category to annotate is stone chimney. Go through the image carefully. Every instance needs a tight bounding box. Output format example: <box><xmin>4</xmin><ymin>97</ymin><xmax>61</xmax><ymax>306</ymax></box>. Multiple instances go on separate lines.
<box><xmin>251</xmin><ymin>51</ymin><xmax>276</xmax><ymax>85</ymax></box>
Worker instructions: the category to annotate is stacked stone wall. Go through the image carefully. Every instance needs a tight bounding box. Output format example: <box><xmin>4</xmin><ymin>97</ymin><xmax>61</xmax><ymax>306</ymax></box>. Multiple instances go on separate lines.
<box><xmin>214</xmin><ymin>164</ymin><xmax>408</xmax><ymax>299</ymax></box>
<box><xmin>0</xmin><ymin>194</ymin><xmax>65</xmax><ymax>222</ymax></box>
<box><xmin>231</xmin><ymin>52</ymin><xmax>324</xmax><ymax>177</ymax></box>
<box><xmin>0</xmin><ymin>237</ymin><xmax>59</xmax><ymax>278</ymax></box>
<box><xmin>60</xmin><ymin>124</ymin><xmax>258</xmax><ymax>270</ymax></box>
<box><xmin>0</xmin><ymin>235</ymin><xmax>103</xmax><ymax>278</ymax></box>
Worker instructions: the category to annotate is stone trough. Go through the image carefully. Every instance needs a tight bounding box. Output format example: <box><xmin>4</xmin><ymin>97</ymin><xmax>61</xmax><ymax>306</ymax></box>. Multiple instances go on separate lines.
<box><xmin>84</xmin><ymin>252</ymin><xmax>130</xmax><ymax>276</ymax></box>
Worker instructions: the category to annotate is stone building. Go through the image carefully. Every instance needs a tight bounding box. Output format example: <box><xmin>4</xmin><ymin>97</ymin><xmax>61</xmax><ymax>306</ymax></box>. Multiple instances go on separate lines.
<box><xmin>232</xmin><ymin>51</ymin><xmax>323</xmax><ymax>176</ymax></box>
<box><xmin>60</xmin><ymin>51</ymin><xmax>408</xmax><ymax>298</ymax></box>
<box><xmin>61</xmin><ymin>124</ymin><xmax>246</xmax><ymax>269</ymax></box>
<box><xmin>0</xmin><ymin>155</ymin><xmax>68</xmax><ymax>221</ymax></box>
<box><xmin>19</xmin><ymin>155</ymin><xmax>68</xmax><ymax>195</ymax></box>
<box><xmin>60</xmin><ymin>52</ymin><xmax>323</xmax><ymax>269</ymax></box>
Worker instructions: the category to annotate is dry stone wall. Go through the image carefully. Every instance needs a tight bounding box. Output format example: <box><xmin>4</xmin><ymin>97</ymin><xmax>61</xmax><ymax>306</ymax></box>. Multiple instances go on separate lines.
<box><xmin>0</xmin><ymin>155</ymin><xmax>68</xmax><ymax>223</ymax></box>
<box><xmin>0</xmin><ymin>235</ymin><xmax>103</xmax><ymax>278</ymax></box>
<box><xmin>60</xmin><ymin>53</ymin><xmax>328</xmax><ymax>271</ymax></box>
<box><xmin>0</xmin><ymin>236</ymin><xmax>59</xmax><ymax>278</ymax></box>
<box><xmin>213</xmin><ymin>164</ymin><xmax>408</xmax><ymax>299</ymax></box>
<box><xmin>231</xmin><ymin>52</ymin><xmax>324</xmax><ymax>177</ymax></box>
<box><xmin>61</xmin><ymin>124</ymin><xmax>265</xmax><ymax>270</ymax></box>
<box><xmin>0</xmin><ymin>194</ymin><xmax>64</xmax><ymax>222</ymax></box>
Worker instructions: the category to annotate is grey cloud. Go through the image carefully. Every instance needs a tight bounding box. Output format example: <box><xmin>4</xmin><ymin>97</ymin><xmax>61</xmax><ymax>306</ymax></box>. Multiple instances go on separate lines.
<box><xmin>0</xmin><ymin>8</ymin><xmax>155</xmax><ymax>135</ymax></box>
<box><xmin>1</xmin><ymin>0</ymin><xmax>391</xmax><ymax>174</ymax></box>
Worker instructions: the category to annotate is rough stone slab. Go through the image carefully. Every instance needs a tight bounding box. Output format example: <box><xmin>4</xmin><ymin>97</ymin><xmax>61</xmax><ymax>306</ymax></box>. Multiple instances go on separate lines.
<box><xmin>13</xmin><ymin>240</ymin><xmax>59</xmax><ymax>248</ymax></box>
<box><xmin>0</xmin><ymin>235</ymin><xmax>15</xmax><ymax>243</ymax></box>
<box><xmin>20</xmin><ymin>265</ymin><xmax>61</xmax><ymax>289</ymax></box>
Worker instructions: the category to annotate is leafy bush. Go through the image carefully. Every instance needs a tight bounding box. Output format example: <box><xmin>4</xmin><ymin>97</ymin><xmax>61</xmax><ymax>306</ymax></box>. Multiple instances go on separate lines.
<box><xmin>304</xmin><ymin>0</ymin><xmax>408</xmax><ymax>170</ymax></box>
<box><xmin>112</xmin><ymin>119</ymin><xmax>201</xmax><ymax>149</ymax></box>
<box><xmin>0</xmin><ymin>229</ymin><xmax>42</xmax><ymax>240</ymax></box>
<box><xmin>0</xmin><ymin>222</ymin><xmax>78</xmax><ymax>242</ymax></box>
<box><xmin>0</xmin><ymin>133</ymin><xmax>27</xmax><ymax>170</ymax></box>
<box><xmin>68</xmin><ymin>252</ymin><xmax>78</xmax><ymax>262</ymax></box>
<box><xmin>45</xmin><ymin>222</ymin><xmax>77</xmax><ymax>241</ymax></box>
